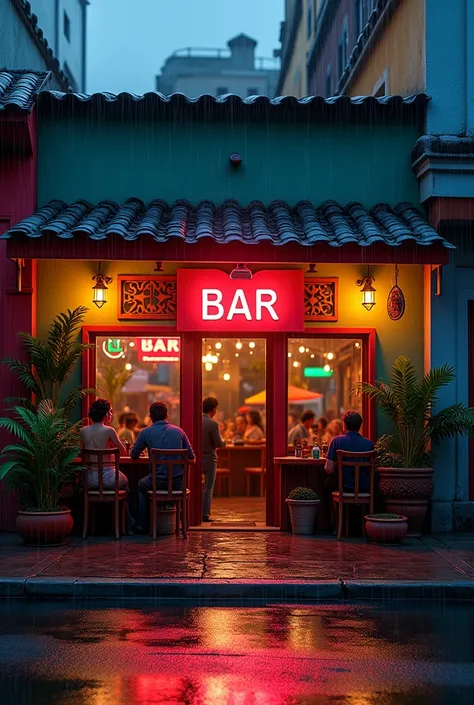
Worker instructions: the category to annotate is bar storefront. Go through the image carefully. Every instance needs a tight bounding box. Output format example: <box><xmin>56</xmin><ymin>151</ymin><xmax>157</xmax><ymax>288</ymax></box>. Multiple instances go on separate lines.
<box><xmin>0</xmin><ymin>91</ymin><xmax>453</xmax><ymax>530</ymax></box>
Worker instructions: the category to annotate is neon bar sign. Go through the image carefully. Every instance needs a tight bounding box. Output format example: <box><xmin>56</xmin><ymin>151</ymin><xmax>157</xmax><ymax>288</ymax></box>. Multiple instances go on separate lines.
<box><xmin>138</xmin><ymin>337</ymin><xmax>180</xmax><ymax>363</ymax></box>
<box><xmin>177</xmin><ymin>269</ymin><xmax>304</xmax><ymax>332</ymax></box>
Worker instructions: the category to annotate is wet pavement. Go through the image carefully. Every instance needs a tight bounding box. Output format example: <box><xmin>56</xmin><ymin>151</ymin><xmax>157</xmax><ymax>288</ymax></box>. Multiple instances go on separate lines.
<box><xmin>1</xmin><ymin>531</ymin><xmax>474</xmax><ymax>583</ymax></box>
<box><xmin>0</xmin><ymin>601</ymin><xmax>473</xmax><ymax>704</ymax></box>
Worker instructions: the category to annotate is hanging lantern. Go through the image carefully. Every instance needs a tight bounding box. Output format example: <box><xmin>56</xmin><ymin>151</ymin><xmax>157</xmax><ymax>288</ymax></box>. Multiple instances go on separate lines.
<box><xmin>387</xmin><ymin>265</ymin><xmax>406</xmax><ymax>320</ymax></box>
<box><xmin>356</xmin><ymin>267</ymin><xmax>376</xmax><ymax>311</ymax></box>
<box><xmin>92</xmin><ymin>263</ymin><xmax>112</xmax><ymax>308</ymax></box>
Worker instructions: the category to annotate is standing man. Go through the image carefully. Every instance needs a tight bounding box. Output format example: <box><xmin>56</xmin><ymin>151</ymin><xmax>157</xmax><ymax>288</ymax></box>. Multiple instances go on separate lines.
<box><xmin>288</xmin><ymin>409</ymin><xmax>316</xmax><ymax>446</ymax></box>
<box><xmin>202</xmin><ymin>396</ymin><xmax>225</xmax><ymax>522</ymax></box>
<box><xmin>131</xmin><ymin>401</ymin><xmax>195</xmax><ymax>532</ymax></box>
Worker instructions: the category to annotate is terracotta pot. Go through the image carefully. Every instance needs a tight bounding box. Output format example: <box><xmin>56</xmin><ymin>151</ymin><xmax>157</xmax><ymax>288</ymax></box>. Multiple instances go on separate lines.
<box><xmin>16</xmin><ymin>509</ymin><xmax>73</xmax><ymax>546</ymax></box>
<box><xmin>378</xmin><ymin>467</ymin><xmax>434</xmax><ymax>537</ymax></box>
<box><xmin>286</xmin><ymin>499</ymin><xmax>320</xmax><ymax>535</ymax></box>
<box><xmin>156</xmin><ymin>507</ymin><xmax>176</xmax><ymax>535</ymax></box>
<box><xmin>365</xmin><ymin>515</ymin><xmax>408</xmax><ymax>544</ymax></box>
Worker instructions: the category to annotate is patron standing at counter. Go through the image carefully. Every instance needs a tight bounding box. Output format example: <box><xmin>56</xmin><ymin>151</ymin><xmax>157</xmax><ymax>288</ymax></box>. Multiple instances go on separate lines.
<box><xmin>288</xmin><ymin>410</ymin><xmax>316</xmax><ymax>446</ymax></box>
<box><xmin>202</xmin><ymin>396</ymin><xmax>225</xmax><ymax>522</ymax></box>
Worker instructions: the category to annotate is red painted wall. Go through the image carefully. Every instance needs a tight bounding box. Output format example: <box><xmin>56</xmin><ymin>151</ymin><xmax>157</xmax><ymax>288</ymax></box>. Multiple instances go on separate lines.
<box><xmin>0</xmin><ymin>111</ymin><xmax>37</xmax><ymax>531</ymax></box>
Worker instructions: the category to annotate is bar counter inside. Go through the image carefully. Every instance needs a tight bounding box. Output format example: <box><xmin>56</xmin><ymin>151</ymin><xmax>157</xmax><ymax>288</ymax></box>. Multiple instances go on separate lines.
<box><xmin>274</xmin><ymin>456</ymin><xmax>331</xmax><ymax>532</ymax></box>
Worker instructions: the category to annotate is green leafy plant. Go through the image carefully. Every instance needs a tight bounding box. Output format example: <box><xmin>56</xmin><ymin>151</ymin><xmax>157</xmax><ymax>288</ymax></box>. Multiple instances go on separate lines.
<box><xmin>96</xmin><ymin>361</ymin><xmax>133</xmax><ymax>413</ymax></box>
<box><xmin>287</xmin><ymin>486</ymin><xmax>320</xmax><ymax>500</ymax></box>
<box><xmin>0</xmin><ymin>400</ymin><xmax>83</xmax><ymax>512</ymax></box>
<box><xmin>1</xmin><ymin>306</ymin><xmax>95</xmax><ymax>412</ymax></box>
<box><xmin>356</xmin><ymin>355</ymin><xmax>474</xmax><ymax>468</ymax></box>
<box><xmin>366</xmin><ymin>513</ymin><xmax>405</xmax><ymax>520</ymax></box>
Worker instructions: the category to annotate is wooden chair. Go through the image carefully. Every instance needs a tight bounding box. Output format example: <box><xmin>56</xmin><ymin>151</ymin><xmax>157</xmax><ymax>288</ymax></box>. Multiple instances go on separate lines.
<box><xmin>244</xmin><ymin>445</ymin><xmax>266</xmax><ymax>497</ymax></box>
<box><xmin>149</xmin><ymin>449</ymin><xmax>190</xmax><ymax>539</ymax></box>
<box><xmin>216</xmin><ymin>447</ymin><xmax>232</xmax><ymax>497</ymax></box>
<box><xmin>332</xmin><ymin>449</ymin><xmax>377</xmax><ymax>540</ymax></box>
<box><xmin>82</xmin><ymin>449</ymin><xmax>127</xmax><ymax>540</ymax></box>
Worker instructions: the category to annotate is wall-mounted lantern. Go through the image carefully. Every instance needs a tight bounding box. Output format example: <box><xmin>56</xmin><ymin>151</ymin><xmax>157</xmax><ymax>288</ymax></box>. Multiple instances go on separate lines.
<box><xmin>356</xmin><ymin>267</ymin><xmax>376</xmax><ymax>311</ymax></box>
<box><xmin>92</xmin><ymin>263</ymin><xmax>112</xmax><ymax>308</ymax></box>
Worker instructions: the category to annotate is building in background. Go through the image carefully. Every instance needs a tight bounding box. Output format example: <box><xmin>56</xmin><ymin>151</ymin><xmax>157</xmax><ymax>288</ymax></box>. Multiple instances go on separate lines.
<box><xmin>156</xmin><ymin>33</ymin><xmax>279</xmax><ymax>97</ymax></box>
<box><xmin>276</xmin><ymin>0</ymin><xmax>323</xmax><ymax>96</ymax></box>
<box><xmin>0</xmin><ymin>0</ymin><xmax>87</xmax><ymax>91</ymax></box>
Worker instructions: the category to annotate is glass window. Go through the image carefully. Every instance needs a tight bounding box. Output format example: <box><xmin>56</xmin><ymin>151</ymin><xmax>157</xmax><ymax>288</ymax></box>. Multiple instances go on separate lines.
<box><xmin>216</xmin><ymin>87</ymin><xmax>228</xmax><ymax>96</ymax></box>
<box><xmin>338</xmin><ymin>18</ymin><xmax>349</xmax><ymax>79</ymax></box>
<box><xmin>307</xmin><ymin>4</ymin><xmax>312</xmax><ymax>40</ymax></box>
<box><xmin>63</xmin><ymin>11</ymin><xmax>71</xmax><ymax>42</ymax></box>
<box><xmin>287</xmin><ymin>337</ymin><xmax>363</xmax><ymax>443</ymax></box>
<box><xmin>95</xmin><ymin>336</ymin><xmax>181</xmax><ymax>428</ymax></box>
<box><xmin>247</xmin><ymin>87</ymin><xmax>259</xmax><ymax>96</ymax></box>
<box><xmin>326</xmin><ymin>63</ymin><xmax>332</xmax><ymax>97</ymax></box>
<box><xmin>202</xmin><ymin>338</ymin><xmax>266</xmax><ymax>442</ymax></box>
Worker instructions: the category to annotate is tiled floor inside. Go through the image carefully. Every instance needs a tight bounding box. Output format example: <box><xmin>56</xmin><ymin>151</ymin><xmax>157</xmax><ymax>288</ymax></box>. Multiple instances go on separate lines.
<box><xmin>201</xmin><ymin>496</ymin><xmax>267</xmax><ymax>527</ymax></box>
<box><xmin>1</xmin><ymin>531</ymin><xmax>474</xmax><ymax>582</ymax></box>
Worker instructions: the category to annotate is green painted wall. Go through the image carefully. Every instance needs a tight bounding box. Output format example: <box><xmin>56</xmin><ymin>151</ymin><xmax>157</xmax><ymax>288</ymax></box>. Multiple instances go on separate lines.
<box><xmin>38</xmin><ymin>118</ymin><xmax>421</xmax><ymax>207</ymax></box>
<box><xmin>36</xmin><ymin>261</ymin><xmax>424</xmax><ymax>433</ymax></box>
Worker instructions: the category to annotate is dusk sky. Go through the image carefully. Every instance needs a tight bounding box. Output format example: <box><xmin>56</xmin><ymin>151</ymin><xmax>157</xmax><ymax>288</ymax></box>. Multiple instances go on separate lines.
<box><xmin>87</xmin><ymin>0</ymin><xmax>283</xmax><ymax>94</ymax></box>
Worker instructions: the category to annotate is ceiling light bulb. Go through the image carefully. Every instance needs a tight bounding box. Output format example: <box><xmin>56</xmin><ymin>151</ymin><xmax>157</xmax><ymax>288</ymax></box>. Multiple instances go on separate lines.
<box><xmin>310</xmin><ymin>353</ymin><xmax>315</xmax><ymax>359</ymax></box>
<box><xmin>288</xmin><ymin>352</ymin><xmax>292</xmax><ymax>358</ymax></box>
<box><xmin>235</xmin><ymin>352</ymin><xmax>239</xmax><ymax>357</ymax></box>
<box><xmin>129</xmin><ymin>341</ymin><xmax>135</xmax><ymax>348</ymax></box>
<box><xmin>327</xmin><ymin>352</ymin><xmax>334</xmax><ymax>360</ymax></box>
<box><xmin>249</xmin><ymin>351</ymin><xmax>253</xmax><ymax>355</ymax></box>
<box><xmin>323</xmin><ymin>364</ymin><xmax>331</xmax><ymax>373</ymax></box>
<box><xmin>223</xmin><ymin>373</ymin><xmax>231</xmax><ymax>381</ymax></box>
<box><xmin>210</xmin><ymin>355</ymin><xmax>218</xmax><ymax>364</ymax></box>
<box><xmin>293</xmin><ymin>360</ymin><xmax>299</xmax><ymax>368</ymax></box>
<box><xmin>249</xmin><ymin>341</ymin><xmax>255</xmax><ymax>349</ymax></box>
<box><xmin>355</xmin><ymin>342</ymin><xmax>360</xmax><ymax>348</ymax></box>
<box><xmin>236</xmin><ymin>341</ymin><xmax>243</xmax><ymax>350</ymax></box>
<box><xmin>215</xmin><ymin>342</ymin><xmax>222</xmax><ymax>350</ymax></box>
<box><xmin>205</xmin><ymin>362</ymin><xmax>213</xmax><ymax>371</ymax></box>
<box><xmin>305</xmin><ymin>348</ymin><xmax>309</xmax><ymax>353</ymax></box>
<box><xmin>298</xmin><ymin>346</ymin><xmax>305</xmax><ymax>354</ymax></box>
<box><xmin>125</xmin><ymin>363</ymin><xmax>132</xmax><ymax>371</ymax></box>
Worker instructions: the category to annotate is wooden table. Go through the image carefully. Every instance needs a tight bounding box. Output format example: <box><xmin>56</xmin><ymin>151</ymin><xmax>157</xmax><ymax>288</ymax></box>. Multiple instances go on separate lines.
<box><xmin>216</xmin><ymin>445</ymin><xmax>264</xmax><ymax>496</ymax></box>
<box><xmin>274</xmin><ymin>456</ymin><xmax>330</xmax><ymax>532</ymax></box>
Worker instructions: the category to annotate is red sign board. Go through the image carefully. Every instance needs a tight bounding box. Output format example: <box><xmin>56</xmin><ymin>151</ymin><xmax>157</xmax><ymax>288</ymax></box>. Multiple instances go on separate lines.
<box><xmin>138</xmin><ymin>337</ymin><xmax>180</xmax><ymax>362</ymax></box>
<box><xmin>177</xmin><ymin>269</ymin><xmax>304</xmax><ymax>332</ymax></box>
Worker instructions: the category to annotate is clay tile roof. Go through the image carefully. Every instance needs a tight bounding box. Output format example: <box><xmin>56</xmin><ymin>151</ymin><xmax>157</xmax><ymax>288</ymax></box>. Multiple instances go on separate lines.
<box><xmin>0</xmin><ymin>198</ymin><xmax>454</xmax><ymax>249</ymax></box>
<box><xmin>0</xmin><ymin>68</ymin><xmax>50</xmax><ymax>111</ymax></box>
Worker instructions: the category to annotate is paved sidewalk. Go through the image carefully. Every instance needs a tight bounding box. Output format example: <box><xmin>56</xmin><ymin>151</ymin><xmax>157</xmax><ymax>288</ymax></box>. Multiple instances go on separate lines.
<box><xmin>1</xmin><ymin>532</ymin><xmax>474</xmax><ymax>600</ymax></box>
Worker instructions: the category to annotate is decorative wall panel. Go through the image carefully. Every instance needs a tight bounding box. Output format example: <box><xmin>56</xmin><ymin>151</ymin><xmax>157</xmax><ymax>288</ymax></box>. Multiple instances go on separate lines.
<box><xmin>304</xmin><ymin>278</ymin><xmax>338</xmax><ymax>321</ymax></box>
<box><xmin>118</xmin><ymin>275</ymin><xmax>177</xmax><ymax>320</ymax></box>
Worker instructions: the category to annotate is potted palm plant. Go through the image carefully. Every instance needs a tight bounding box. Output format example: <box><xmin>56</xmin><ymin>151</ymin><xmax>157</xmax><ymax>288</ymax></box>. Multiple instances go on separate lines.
<box><xmin>0</xmin><ymin>400</ymin><xmax>82</xmax><ymax>545</ymax></box>
<box><xmin>286</xmin><ymin>486</ymin><xmax>320</xmax><ymax>535</ymax></box>
<box><xmin>0</xmin><ymin>307</ymin><xmax>94</xmax><ymax>542</ymax></box>
<box><xmin>357</xmin><ymin>356</ymin><xmax>474</xmax><ymax>536</ymax></box>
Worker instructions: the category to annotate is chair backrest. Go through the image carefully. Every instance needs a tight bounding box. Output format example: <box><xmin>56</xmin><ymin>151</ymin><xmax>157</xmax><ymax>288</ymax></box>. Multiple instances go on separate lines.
<box><xmin>260</xmin><ymin>444</ymin><xmax>266</xmax><ymax>470</ymax></box>
<box><xmin>82</xmin><ymin>448</ymin><xmax>121</xmax><ymax>499</ymax></box>
<box><xmin>150</xmin><ymin>448</ymin><xmax>189</xmax><ymax>500</ymax></box>
<box><xmin>217</xmin><ymin>447</ymin><xmax>231</xmax><ymax>469</ymax></box>
<box><xmin>336</xmin><ymin>449</ymin><xmax>377</xmax><ymax>500</ymax></box>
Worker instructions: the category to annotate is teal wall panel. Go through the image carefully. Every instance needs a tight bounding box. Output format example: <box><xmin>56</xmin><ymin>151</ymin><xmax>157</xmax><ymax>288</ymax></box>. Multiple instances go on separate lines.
<box><xmin>38</xmin><ymin>118</ymin><xmax>421</xmax><ymax>207</ymax></box>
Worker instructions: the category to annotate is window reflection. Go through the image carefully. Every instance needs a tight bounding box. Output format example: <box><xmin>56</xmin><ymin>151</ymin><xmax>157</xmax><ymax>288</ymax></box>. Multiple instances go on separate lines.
<box><xmin>95</xmin><ymin>336</ymin><xmax>181</xmax><ymax>428</ymax></box>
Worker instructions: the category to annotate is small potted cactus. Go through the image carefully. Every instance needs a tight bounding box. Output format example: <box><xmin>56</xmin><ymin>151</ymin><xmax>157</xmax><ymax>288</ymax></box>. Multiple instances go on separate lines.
<box><xmin>286</xmin><ymin>486</ymin><xmax>320</xmax><ymax>535</ymax></box>
<box><xmin>364</xmin><ymin>513</ymin><xmax>408</xmax><ymax>544</ymax></box>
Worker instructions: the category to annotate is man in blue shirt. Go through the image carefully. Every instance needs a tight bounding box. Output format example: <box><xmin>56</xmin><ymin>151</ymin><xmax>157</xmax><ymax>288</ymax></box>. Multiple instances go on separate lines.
<box><xmin>131</xmin><ymin>401</ymin><xmax>195</xmax><ymax>531</ymax></box>
<box><xmin>324</xmin><ymin>410</ymin><xmax>374</xmax><ymax>493</ymax></box>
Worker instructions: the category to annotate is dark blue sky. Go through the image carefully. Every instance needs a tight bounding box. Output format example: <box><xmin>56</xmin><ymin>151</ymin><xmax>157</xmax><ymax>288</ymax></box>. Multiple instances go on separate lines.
<box><xmin>87</xmin><ymin>0</ymin><xmax>283</xmax><ymax>94</ymax></box>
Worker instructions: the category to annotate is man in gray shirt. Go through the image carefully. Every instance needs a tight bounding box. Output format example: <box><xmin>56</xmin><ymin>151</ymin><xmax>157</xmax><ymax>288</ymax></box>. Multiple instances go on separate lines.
<box><xmin>288</xmin><ymin>409</ymin><xmax>316</xmax><ymax>446</ymax></box>
<box><xmin>202</xmin><ymin>396</ymin><xmax>225</xmax><ymax>522</ymax></box>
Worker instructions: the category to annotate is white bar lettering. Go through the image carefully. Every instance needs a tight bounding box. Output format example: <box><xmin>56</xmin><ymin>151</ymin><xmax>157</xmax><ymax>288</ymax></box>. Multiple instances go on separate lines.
<box><xmin>142</xmin><ymin>339</ymin><xmax>153</xmax><ymax>352</ymax></box>
<box><xmin>202</xmin><ymin>289</ymin><xmax>224</xmax><ymax>320</ymax></box>
<box><xmin>168</xmin><ymin>339</ymin><xmax>179</xmax><ymax>352</ymax></box>
<box><xmin>227</xmin><ymin>289</ymin><xmax>252</xmax><ymax>320</ymax></box>
<box><xmin>256</xmin><ymin>289</ymin><xmax>279</xmax><ymax>321</ymax></box>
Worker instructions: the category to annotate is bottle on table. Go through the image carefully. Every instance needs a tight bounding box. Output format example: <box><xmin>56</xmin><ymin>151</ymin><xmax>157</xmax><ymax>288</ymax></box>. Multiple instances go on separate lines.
<box><xmin>301</xmin><ymin>439</ymin><xmax>309</xmax><ymax>458</ymax></box>
<box><xmin>124</xmin><ymin>440</ymin><xmax>131</xmax><ymax>456</ymax></box>
<box><xmin>322</xmin><ymin>441</ymin><xmax>328</xmax><ymax>458</ymax></box>
<box><xmin>312</xmin><ymin>440</ymin><xmax>320</xmax><ymax>460</ymax></box>
<box><xmin>295</xmin><ymin>437</ymin><xmax>302</xmax><ymax>458</ymax></box>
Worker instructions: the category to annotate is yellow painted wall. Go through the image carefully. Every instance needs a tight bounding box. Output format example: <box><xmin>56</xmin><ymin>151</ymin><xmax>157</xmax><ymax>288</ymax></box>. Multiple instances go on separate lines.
<box><xmin>281</xmin><ymin>0</ymin><xmax>318</xmax><ymax>96</ymax></box>
<box><xmin>348</xmin><ymin>0</ymin><xmax>425</xmax><ymax>96</ymax></box>
<box><xmin>36</xmin><ymin>260</ymin><xmax>425</xmax><ymax>380</ymax></box>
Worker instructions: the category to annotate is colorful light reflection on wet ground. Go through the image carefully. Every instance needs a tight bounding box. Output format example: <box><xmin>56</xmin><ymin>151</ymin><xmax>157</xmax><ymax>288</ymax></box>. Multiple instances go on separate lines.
<box><xmin>0</xmin><ymin>602</ymin><xmax>473</xmax><ymax>704</ymax></box>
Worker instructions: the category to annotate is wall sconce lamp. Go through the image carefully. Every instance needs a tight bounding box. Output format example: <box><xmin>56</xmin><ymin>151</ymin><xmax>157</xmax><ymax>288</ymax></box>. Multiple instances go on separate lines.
<box><xmin>92</xmin><ymin>263</ymin><xmax>112</xmax><ymax>308</ymax></box>
<box><xmin>305</xmin><ymin>263</ymin><xmax>317</xmax><ymax>274</ymax></box>
<box><xmin>356</xmin><ymin>267</ymin><xmax>376</xmax><ymax>311</ymax></box>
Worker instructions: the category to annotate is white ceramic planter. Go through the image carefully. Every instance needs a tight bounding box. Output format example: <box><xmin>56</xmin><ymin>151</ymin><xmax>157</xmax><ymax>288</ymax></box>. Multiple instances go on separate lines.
<box><xmin>285</xmin><ymin>499</ymin><xmax>320</xmax><ymax>535</ymax></box>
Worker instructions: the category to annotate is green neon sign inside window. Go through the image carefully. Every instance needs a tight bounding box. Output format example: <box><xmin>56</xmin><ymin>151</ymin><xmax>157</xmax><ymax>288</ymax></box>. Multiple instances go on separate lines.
<box><xmin>303</xmin><ymin>367</ymin><xmax>334</xmax><ymax>378</ymax></box>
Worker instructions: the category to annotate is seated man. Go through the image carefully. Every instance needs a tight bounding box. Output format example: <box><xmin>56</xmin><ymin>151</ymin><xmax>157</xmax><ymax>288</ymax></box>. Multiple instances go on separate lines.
<box><xmin>288</xmin><ymin>409</ymin><xmax>315</xmax><ymax>446</ymax></box>
<box><xmin>131</xmin><ymin>401</ymin><xmax>195</xmax><ymax>530</ymax></box>
<box><xmin>80</xmin><ymin>398</ymin><xmax>128</xmax><ymax>490</ymax></box>
<box><xmin>324</xmin><ymin>410</ymin><xmax>374</xmax><ymax>493</ymax></box>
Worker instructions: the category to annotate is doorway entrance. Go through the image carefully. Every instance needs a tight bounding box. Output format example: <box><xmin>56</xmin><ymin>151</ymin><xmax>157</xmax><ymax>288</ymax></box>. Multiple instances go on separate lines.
<box><xmin>201</xmin><ymin>337</ymin><xmax>267</xmax><ymax>527</ymax></box>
